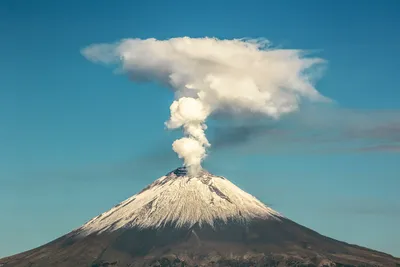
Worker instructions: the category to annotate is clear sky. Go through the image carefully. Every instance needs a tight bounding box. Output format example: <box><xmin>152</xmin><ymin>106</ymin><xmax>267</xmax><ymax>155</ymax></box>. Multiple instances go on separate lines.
<box><xmin>1</xmin><ymin>0</ymin><xmax>400</xmax><ymax>258</ymax></box>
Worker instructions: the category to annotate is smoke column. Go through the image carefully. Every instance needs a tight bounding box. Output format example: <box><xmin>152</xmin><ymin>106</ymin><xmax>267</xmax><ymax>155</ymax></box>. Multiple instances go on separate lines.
<box><xmin>82</xmin><ymin>37</ymin><xmax>328</xmax><ymax>175</ymax></box>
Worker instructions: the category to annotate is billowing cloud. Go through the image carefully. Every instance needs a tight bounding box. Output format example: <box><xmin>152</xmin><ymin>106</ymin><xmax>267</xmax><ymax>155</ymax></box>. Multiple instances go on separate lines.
<box><xmin>82</xmin><ymin>37</ymin><xmax>328</xmax><ymax>174</ymax></box>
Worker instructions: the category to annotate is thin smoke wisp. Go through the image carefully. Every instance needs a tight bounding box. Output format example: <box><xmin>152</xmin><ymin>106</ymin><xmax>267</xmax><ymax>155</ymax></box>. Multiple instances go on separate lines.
<box><xmin>82</xmin><ymin>37</ymin><xmax>328</xmax><ymax>175</ymax></box>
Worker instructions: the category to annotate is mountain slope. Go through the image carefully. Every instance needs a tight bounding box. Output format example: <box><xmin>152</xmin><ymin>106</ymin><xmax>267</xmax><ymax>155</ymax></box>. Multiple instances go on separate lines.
<box><xmin>77</xmin><ymin>167</ymin><xmax>281</xmax><ymax>235</ymax></box>
<box><xmin>1</xmin><ymin>167</ymin><xmax>399</xmax><ymax>267</ymax></box>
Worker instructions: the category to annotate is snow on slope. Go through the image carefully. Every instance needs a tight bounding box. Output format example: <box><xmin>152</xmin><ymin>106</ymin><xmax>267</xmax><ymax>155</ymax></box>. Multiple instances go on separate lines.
<box><xmin>76</xmin><ymin>167</ymin><xmax>282</xmax><ymax>236</ymax></box>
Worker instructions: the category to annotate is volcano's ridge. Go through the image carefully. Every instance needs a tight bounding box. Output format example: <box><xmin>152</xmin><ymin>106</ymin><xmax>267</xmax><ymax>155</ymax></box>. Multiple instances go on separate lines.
<box><xmin>1</xmin><ymin>167</ymin><xmax>400</xmax><ymax>267</ymax></box>
<box><xmin>75</xmin><ymin>167</ymin><xmax>281</xmax><ymax>236</ymax></box>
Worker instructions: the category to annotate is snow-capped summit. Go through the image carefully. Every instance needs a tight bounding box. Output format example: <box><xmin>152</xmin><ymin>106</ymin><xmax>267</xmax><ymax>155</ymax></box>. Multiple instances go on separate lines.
<box><xmin>77</xmin><ymin>167</ymin><xmax>281</xmax><ymax>235</ymax></box>
<box><xmin>2</xmin><ymin>167</ymin><xmax>399</xmax><ymax>267</ymax></box>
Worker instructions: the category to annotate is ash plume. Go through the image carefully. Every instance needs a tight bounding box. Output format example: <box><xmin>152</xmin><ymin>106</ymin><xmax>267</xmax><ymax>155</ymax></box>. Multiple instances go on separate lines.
<box><xmin>82</xmin><ymin>37</ymin><xmax>328</xmax><ymax>175</ymax></box>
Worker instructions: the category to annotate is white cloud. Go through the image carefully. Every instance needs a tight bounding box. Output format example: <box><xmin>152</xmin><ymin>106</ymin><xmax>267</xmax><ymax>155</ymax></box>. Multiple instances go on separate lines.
<box><xmin>82</xmin><ymin>37</ymin><xmax>328</xmax><ymax>174</ymax></box>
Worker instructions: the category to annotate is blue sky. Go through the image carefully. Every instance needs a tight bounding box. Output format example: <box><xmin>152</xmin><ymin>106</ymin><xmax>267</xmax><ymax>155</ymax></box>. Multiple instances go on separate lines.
<box><xmin>1</xmin><ymin>0</ymin><xmax>400</xmax><ymax>258</ymax></box>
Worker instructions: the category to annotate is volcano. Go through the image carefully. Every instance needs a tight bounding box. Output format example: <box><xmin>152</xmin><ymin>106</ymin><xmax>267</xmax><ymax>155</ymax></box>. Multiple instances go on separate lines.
<box><xmin>1</xmin><ymin>167</ymin><xmax>399</xmax><ymax>267</ymax></box>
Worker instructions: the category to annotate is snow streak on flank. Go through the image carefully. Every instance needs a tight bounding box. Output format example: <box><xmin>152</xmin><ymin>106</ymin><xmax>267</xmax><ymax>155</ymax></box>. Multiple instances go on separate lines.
<box><xmin>77</xmin><ymin>168</ymin><xmax>282</xmax><ymax>235</ymax></box>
